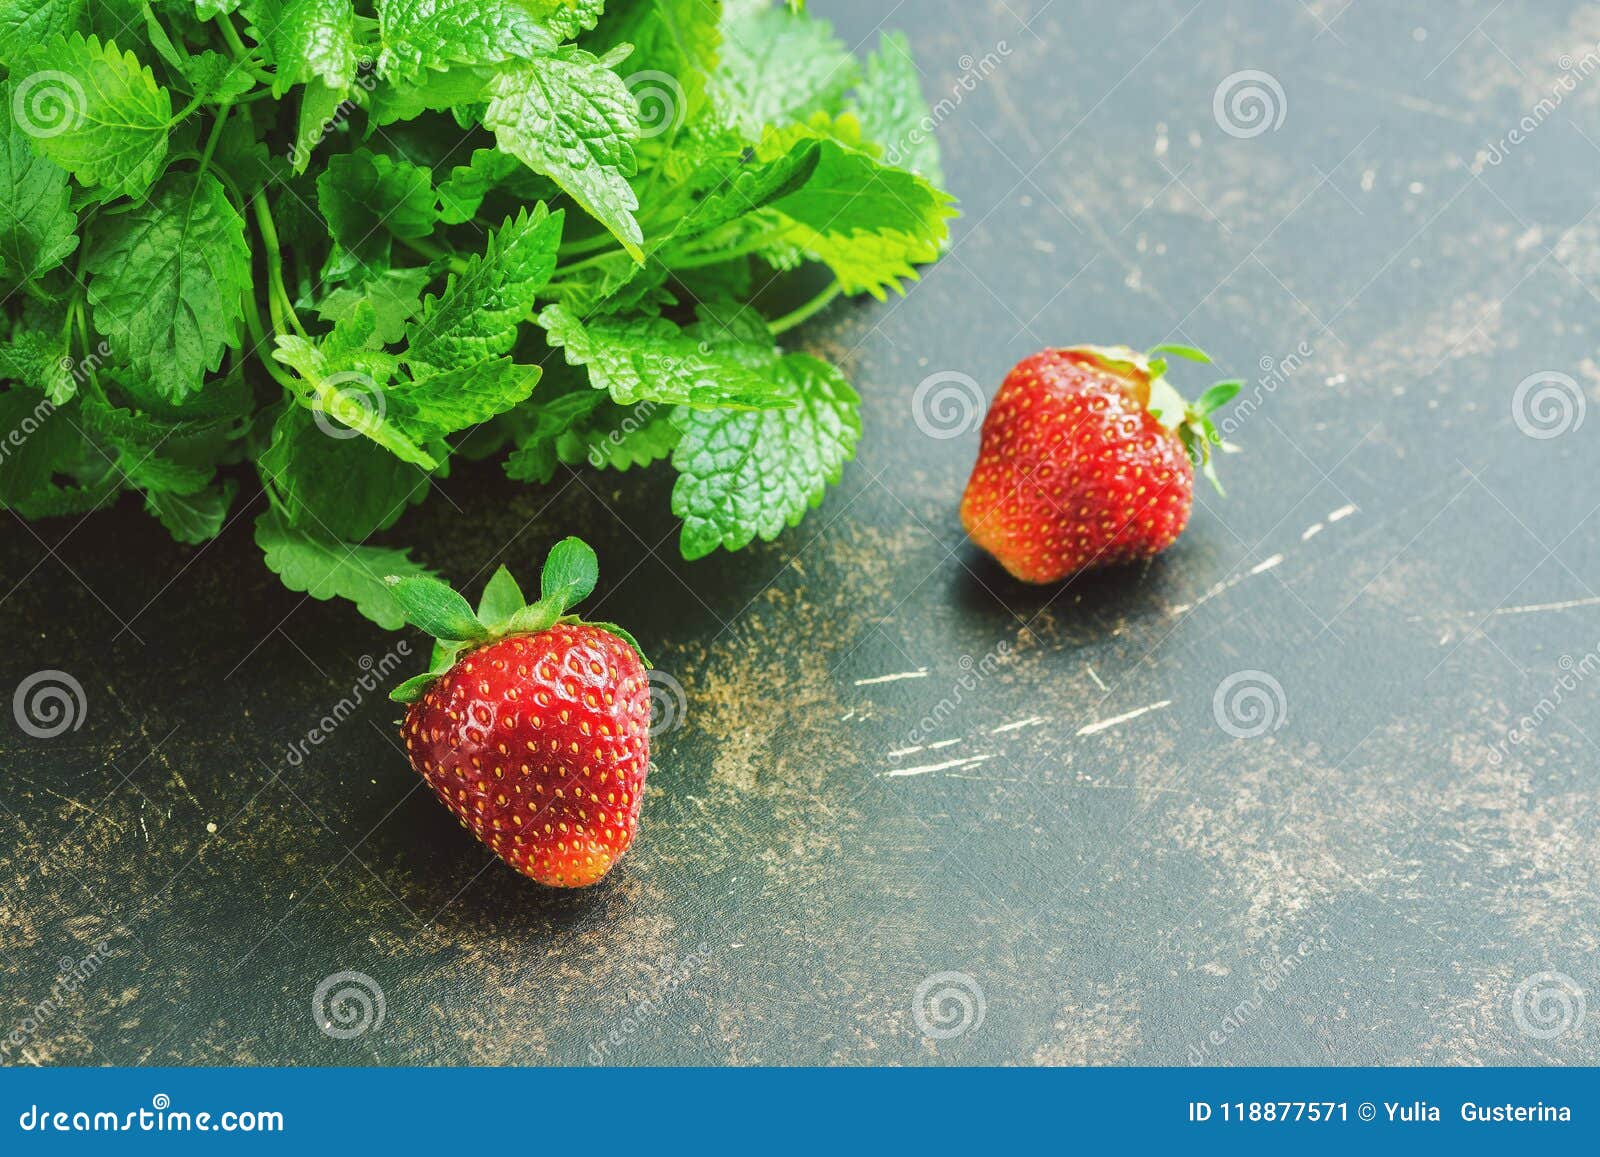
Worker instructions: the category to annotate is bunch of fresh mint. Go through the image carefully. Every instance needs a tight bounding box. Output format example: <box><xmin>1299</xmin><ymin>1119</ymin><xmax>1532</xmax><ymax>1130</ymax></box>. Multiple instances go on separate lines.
<box><xmin>0</xmin><ymin>1</ymin><xmax>952</xmax><ymax>628</ymax></box>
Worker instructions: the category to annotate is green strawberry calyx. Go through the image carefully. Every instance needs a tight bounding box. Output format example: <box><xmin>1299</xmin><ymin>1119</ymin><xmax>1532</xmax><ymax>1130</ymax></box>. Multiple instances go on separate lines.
<box><xmin>383</xmin><ymin>536</ymin><xmax>650</xmax><ymax>705</ymax></box>
<box><xmin>1061</xmin><ymin>343</ymin><xmax>1242</xmax><ymax>495</ymax></box>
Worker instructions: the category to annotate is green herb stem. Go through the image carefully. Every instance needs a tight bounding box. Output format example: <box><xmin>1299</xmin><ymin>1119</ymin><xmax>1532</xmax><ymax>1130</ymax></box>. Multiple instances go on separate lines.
<box><xmin>767</xmin><ymin>281</ymin><xmax>843</xmax><ymax>335</ymax></box>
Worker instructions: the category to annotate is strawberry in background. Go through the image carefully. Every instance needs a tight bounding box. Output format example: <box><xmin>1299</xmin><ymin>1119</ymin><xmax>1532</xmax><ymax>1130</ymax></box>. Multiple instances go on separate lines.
<box><xmin>961</xmin><ymin>345</ymin><xmax>1239</xmax><ymax>583</ymax></box>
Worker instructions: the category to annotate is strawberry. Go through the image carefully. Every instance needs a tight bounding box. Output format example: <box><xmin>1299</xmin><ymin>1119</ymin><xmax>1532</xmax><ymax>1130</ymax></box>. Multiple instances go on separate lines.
<box><xmin>387</xmin><ymin>539</ymin><xmax>652</xmax><ymax>887</ymax></box>
<box><xmin>960</xmin><ymin>344</ymin><xmax>1239</xmax><ymax>583</ymax></box>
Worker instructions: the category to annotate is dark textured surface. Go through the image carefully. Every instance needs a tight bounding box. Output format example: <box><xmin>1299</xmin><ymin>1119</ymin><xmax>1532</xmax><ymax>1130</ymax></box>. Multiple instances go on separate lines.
<box><xmin>5</xmin><ymin>0</ymin><xmax>1600</xmax><ymax>1066</ymax></box>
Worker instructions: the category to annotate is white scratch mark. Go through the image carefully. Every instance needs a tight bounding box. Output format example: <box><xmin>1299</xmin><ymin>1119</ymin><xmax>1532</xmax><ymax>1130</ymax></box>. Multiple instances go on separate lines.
<box><xmin>1301</xmin><ymin>522</ymin><xmax>1324</xmax><ymax>541</ymax></box>
<box><xmin>1490</xmin><ymin>595</ymin><xmax>1600</xmax><ymax>618</ymax></box>
<box><xmin>990</xmin><ymin>715</ymin><xmax>1046</xmax><ymax>734</ymax></box>
<box><xmin>1170</xmin><ymin>554</ymin><xmax>1283</xmax><ymax>615</ymax></box>
<box><xmin>888</xmin><ymin>736</ymin><xmax>962</xmax><ymax>760</ymax></box>
<box><xmin>1327</xmin><ymin>503</ymin><xmax>1357</xmax><ymax>522</ymax></box>
<box><xmin>854</xmin><ymin>668</ymin><xmax>929</xmax><ymax>686</ymax></box>
<box><xmin>881</xmin><ymin>754</ymin><xmax>995</xmax><ymax>778</ymax></box>
<box><xmin>1085</xmin><ymin>665</ymin><xmax>1108</xmax><ymax>692</ymax></box>
<box><xmin>1076</xmin><ymin>699</ymin><xmax>1173</xmax><ymax>737</ymax></box>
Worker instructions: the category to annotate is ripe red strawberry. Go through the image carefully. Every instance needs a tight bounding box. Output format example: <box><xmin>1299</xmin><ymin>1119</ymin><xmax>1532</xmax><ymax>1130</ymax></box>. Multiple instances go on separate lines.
<box><xmin>387</xmin><ymin>539</ymin><xmax>652</xmax><ymax>887</ymax></box>
<box><xmin>960</xmin><ymin>344</ymin><xmax>1239</xmax><ymax>583</ymax></box>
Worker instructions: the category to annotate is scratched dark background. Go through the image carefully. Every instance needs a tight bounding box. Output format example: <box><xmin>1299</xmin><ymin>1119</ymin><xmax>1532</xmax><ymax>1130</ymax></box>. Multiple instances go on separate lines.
<box><xmin>4</xmin><ymin>0</ymin><xmax>1599</xmax><ymax>1066</ymax></box>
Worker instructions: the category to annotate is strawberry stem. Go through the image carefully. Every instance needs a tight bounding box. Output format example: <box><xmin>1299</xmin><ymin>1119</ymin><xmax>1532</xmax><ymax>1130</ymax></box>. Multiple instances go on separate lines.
<box><xmin>384</xmin><ymin>537</ymin><xmax>649</xmax><ymax>704</ymax></box>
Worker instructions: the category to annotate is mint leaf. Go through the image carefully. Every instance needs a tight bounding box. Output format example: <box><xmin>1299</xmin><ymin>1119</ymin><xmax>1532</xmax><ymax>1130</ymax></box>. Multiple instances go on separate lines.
<box><xmin>376</xmin><ymin>0</ymin><xmax>558</xmax><ymax>79</ymax></box>
<box><xmin>12</xmin><ymin>33</ymin><xmax>171</xmax><ymax>198</ymax></box>
<box><xmin>848</xmin><ymin>31</ymin><xmax>944</xmax><ymax>185</ymax></box>
<box><xmin>0</xmin><ymin>330</ymin><xmax>75</xmax><ymax>404</ymax></box>
<box><xmin>503</xmin><ymin>388</ymin><xmax>604</xmax><ymax>483</ymax></box>
<box><xmin>317</xmin><ymin>149</ymin><xmax>439</xmax><ymax>264</ymax></box>
<box><xmin>485</xmin><ymin>47</ymin><xmax>644</xmax><ymax>261</ymax></box>
<box><xmin>538</xmin><ymin>303</ymin><xmax>790</xmax><ymax>409</ymax></box>
<box><xmin>712</xmin><ymin>2</ymin><xmax>856</xmax><ymax>139</ymax></box>
<box><xmin>251</xmin><ymin>0</ymin><xmax>360</xmax><ymax>97</ymax></box>
<box><xmin>0</xmin><ymin>1</ymin><xmax>84</xmax><ymax>65</ymax></box>
<box><xmin>406</xmin><ymin>205</ymin><xmax>562</xmax><ymax>373</ymax></box>
<box><xmin>763</xmin><ymin>124</ymin><xmax>955</xmax><ymax>298</ymax></box>
<box><xmin>566</xmin><ymin>403</ymin><xmax>680</xmax><ymax>471</ymax></box>
<box><xmin>585</xmin><ymin>0</ymin><xmax>722</xmax><ymax>125</ymax></box>
<box><xmin>391</xmin><ymin>357</ymin><xmax>542</xmax><ymax>438</ymax></box>
<box><xmin>146</xmin><ymin>480</ymin><xmax>236</xmax><ymax>545</ymax></box>
<box><xmin>527</xmin><ymin>0</ymin><xmax>607</xmax><ymax>41</ymax></box>
<box><xmin>0</xmin><ymin>386</ymin><xmax>74</xmax><ymax>506</ymax></box>
<box><xmin>260</xmin><ymin>405</ymin><xmax>429</xmax><ymax>541</ymax></box>
<box><xmin>435</xmin><ymin>146</ymin><xmax>522</xmax><ymax>223</ymax></box>
<box><xmin>271</xmin><ymin>332</ymin><xmax>438</xmax><ymax>469</ymax></box>
<box><xmin>256</xmin><ymin>507</ymin><xmax>438</xmax><ymax>630</ymax></box>
<box><xmin>0</xmin><ymin>80</ymin><xmax>78</xmax><ymax>283</ymax></box>
<box><xmin>85</xmin><ymin>170</ymin><xmax>251</xmax><ymax>402</ymax></box>
<box><xmin>314</xmin><ymin>267</ymin><xmax>433</xmax><ymax>346</ymax></box>
<box><xmin>670</xmin><ymin>352</ymin><xmax>861</xmax><ymax>559</ymax></box>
